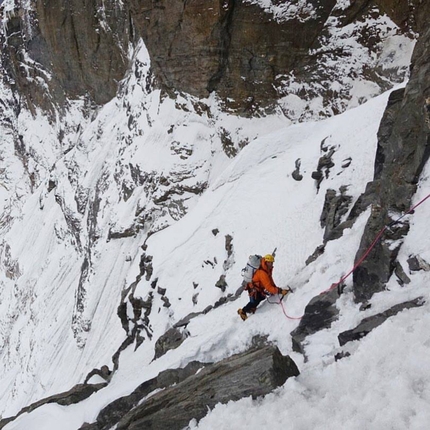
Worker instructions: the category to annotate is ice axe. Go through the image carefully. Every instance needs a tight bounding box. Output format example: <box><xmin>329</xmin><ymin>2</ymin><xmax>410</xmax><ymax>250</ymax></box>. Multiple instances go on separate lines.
<box><xmin>280</xmin><ymin>285</ymin><xmax>293</xmax><ymax>302</ymax></box>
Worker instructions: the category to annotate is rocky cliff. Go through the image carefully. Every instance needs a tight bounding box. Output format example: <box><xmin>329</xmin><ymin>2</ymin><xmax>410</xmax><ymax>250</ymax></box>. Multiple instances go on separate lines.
<box><xmin>1</xmin><ymin>0</ymin><xmax>130</xmax><ymax>113</ymax></box>
<box><xmin>1</xmin><ymin>0</ymin><xmax>414</xmax><ymax>117</ymax></box>
<box><xmin>352</xmin><ymin>1</ymin><xmax>430</xmax><ymax>302</ymax></box>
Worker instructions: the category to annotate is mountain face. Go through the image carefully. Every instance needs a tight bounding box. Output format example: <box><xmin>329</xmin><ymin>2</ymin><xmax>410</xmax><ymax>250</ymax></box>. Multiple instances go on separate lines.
<box><xmin>353</xmin><ymin>24</ymin><xmax>430</xmax><ymax>302</ymax></box>
<box><xmin>2</xmin><ymin>0</ymin><xmax>416</xmax><ymax>116</ymax></box>
<box><xmin>0</xmin><ymin>0</ymin><xmax>429</xmax><ymax>428</ymax></box>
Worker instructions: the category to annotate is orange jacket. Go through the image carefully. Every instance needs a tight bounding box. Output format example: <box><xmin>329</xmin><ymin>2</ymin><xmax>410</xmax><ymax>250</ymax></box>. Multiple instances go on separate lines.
<box><xmin>251</xmin><ymin>258</ymin><xmax>280</xmax><ymax>295</ymax></box>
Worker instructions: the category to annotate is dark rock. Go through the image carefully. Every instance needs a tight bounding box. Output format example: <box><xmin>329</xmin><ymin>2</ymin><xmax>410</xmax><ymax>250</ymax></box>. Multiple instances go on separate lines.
<box><xmin>214</xmin><ymin>296</ymin><xmax>228</xmax><ymax>308</ymax></box>
<box><xmin>83</xmin><ymin>342</ymin><xmax>298</xmax><ymax>430</ymax></box>
<box><xmin>129</xmin><ymin>293</ymin><xmax>153</xmax><ymax>322</ymax></box>
<box><xmin>359</xmin><ymin>301</ymin><xmax>372</xmax><ymax>312</ymax></box>
<box><xmin>393</xmin><ymin>261</ymin><xmax>411</xmax><ymax>286</ymax></box>
<box><xmin>374</xmin><ymin>0</ymin><xmax>430</xmax><ymax>33</ymax></box>
<box><xmin>84</xmin><ymin>365</ymin><xmax>112</xmax><ymax>384</ymax></box>
<box><xmin>79</xmin><ymin>423</ymin><xmax>99</xmax><ymax>430</ymax></box>
<box><xmin>108</xmin><ymin>226</ymin><xmax>137</xmax><ymax>240</ymax></box>
<box><xmin>192</xmin><ymin>293</ymin><xmax>199</xmax><ymax>305</ymax></box>
<box><xmin>154</xmin><ymin>327</ymin><xmax>188</xmax><ymax>359</ymax></box>
<box><xmin>353</xmin><ymin>25</ymin><xmax>430</xmax><ymax>301</ymax></box>
<box><xmin>212</xmin><ymin>228</ymin><xmax>219</xmax><ymax>236</ymax></box>
<box><xmin>311</xmin><ymin>146</ymin><xmax>336</xmax><ymax>191</ymax></box>
<box><xmin>220</xmin><ymin>128</ymin><xmax>238</xmax><ymax>158</ymax></box>
<box><xmin>175</xmin><ymin>292</ymin><xmax>242</xmax><ymax>328</ymax></box>
<box><xmin>311</xmin><ymin>170</ymin><xmax>323</xmax><ymax>181</ymax></box>
<box><xmin>305</xmin><ymin>244</ymin><xmax>325</xmax><ymax>266</ymax></box>
<box><xmin>2</xmin><ymin>1</ymin><xmax>130</xmax><ymax>113</ymax></box>
<box><xmin>341</xmin><ymin>158</ymin><xmax>352</xmax><ymax>168</ymax></box>
<box><xmin>338</xmin><ymin>297</ymin><xmax>425</xmax><ymax>346</ymax></box>
<box><xmin>214</xmin><ymin>293</ymin><xmax>238</xmax><ymax>309</ymax></box>
<box><xmin>131</xmin><ymin>0</ymin><xmax>337</xmax><ymax>113</ymax></box>
<box><xmin>89</xmin><ymin>361</ymin><xmax>205</xmax><ymax>430</ymax></box>
<box><xmin>161</xmin><ymin>296</ymin><xmax>171</xmax><ymax>308</ymax></box>
<box><xmin>224</xmin><ymin>234</ymin><xmax>233</xmax><ymax>258</ymax></box>
<box><xmin>236</xmin><ymin>283</ymin><xmax>246</xmax><ymax>296</ymax></box>
<box><xmin>407</xmin><ymin>255</ymin><xmax>430</xmax><ymax>272</ymax></box>
<box><xmin>115</xmin><ymin>345</ymin><xmax>299</xmax><ymax>430</ymax></box>
<box><xmin>139</xmin><ymin>253</ymin><xmax>153</xmax><ymax>281</ymax></box>
<box><xmin>291</xmin><ymin>287</ymin><xmax>341</xmax><ymax>355</ymax></box>
<box><xmin>320</xmin><ymin>186</ymin><xmax>353</xmax><ymax>242</ymax></box>
<box><xmin>157</xmin><ymin>287</ymin><xmax>167</xmax><ymax>296</ymax></box>
<box><xmin>202</xmin><ymin>305</ymin><xmax>213</xmax><ymax>314</ymax></box>
<box><xmin>47</xmin><ymin>179</ymin><xmax>57</xmax><ymax>192</ymax></box>
<box><xmin>0</xmin><ymin>383</ymin><xmax>107</xmax><ymax>429</ymax></box>
<box><xmin>215</xmin><ymin>274</ymin><xmax>227</xmax><ymax>292</ymax></box>
<box><xmin>292</xmin><ymin>158</ymin><xmax>304</xmax><ymax>181</ymax></box>
<box><xmin>407</xmin><ymin>255</ymin><xmax>422</xmax><ymax>272</ymax></box>
<box><xmin>1</xmin><ymin>0</ymin><xmax>419</xmax><ymax>117</ymax></box>
<box><xmin>334</xmin><ymin>351</ymin><xmax>351</xmax><ymax>361</ymax></box>
<box><xmin>174</xmin><ymin>311</ymin><xmax>209</xmax><ymax>328</ymax></box>
<box><xmin>117</xmin><ymin>302</ymin><xmax>129</xmax><ymax>334</ymax></box>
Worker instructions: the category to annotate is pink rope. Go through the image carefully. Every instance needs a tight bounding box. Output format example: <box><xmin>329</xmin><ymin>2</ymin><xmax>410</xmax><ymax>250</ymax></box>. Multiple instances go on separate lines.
<box><xmin>323</xmin><ymin>191</ymin><xmax>430</xmax><ymax>294</ymax></box>
<box><xmin>281</xmin><ymin>192</ymin><xmax>430</xmax><ymax>320</ymax></box>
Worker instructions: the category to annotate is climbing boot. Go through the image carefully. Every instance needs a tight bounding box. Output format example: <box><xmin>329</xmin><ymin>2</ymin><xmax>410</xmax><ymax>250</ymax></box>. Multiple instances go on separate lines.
<box><xmin>237</xmin><ymin>308</ymin><xmax>247</xmax><ymax>321</ymax></box>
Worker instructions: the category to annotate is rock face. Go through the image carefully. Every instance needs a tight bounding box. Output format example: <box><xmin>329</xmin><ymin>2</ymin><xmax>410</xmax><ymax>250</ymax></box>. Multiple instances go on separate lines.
<box><xmin>0</xmin><ymin>383</ymin><xmax>107</xmax><ymax>430</ymax></box>
<box><xmin>353</xmin><ymin>24</ymin><xmax>430</xmax><ymax>302</ymax></box>
<box><xmin>88</xmin><ymin>361</ymin><xmax>205</xmax><ymax>430</ymax></box>
<box><xmin>376</xmin><ymin>0</ymin><xmax>427</xmax><ymax>32</ymax></box>
<box><xmin>338</xmin><ymin>297</ymin><xmax>425</xmax><ymax>346</ymax></box>
<box><xmin>131</xmin><ymin>0</ymin><xmax>336</xmax><ymax>113</ymax></box>
<box><xmin>153</xmin><ymin>327</ymin><xmax>188</xmax><ymax>359</ymax></box>
<box><xmin>1</xmin><ymin>0</ymin><xmax>130</xmax><ymax>111</ymax></box>
<box><xmin>81</xmin><ymin>344</ymin><xmax>299</xmax><ymax>430</ymax></box>
<box><xmin>1</xmin><ymin>0</ymin><xmax>416</xmax><ymax>115</ymax></box>
<box><xmin>291</xmin><ymin>287</ymin><xmax>341</xmax><ymax>355</ymax></box>
<box><xmin>130</xmin><ymin>0</ymin><xmax>412</xmax><ymax>115</ymax></box>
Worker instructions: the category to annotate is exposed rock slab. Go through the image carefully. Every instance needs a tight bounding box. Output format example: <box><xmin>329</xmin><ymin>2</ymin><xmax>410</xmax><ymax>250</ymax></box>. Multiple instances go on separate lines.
<box><xmin>118</xmin><ymin>345</ymin><xmax>299</xmax><ymax>430</ymax></box>
<box><xmin>89</xmin><ymin>361</ymin><xmax>204</xmax><ymax>430</ymax></box>
<box><xmin>338</xmin><ymin>297</ymin><xmax>425</xmax><ymax>346</ymax></box>
<box><xmin>82</xmin><ymin>344</ymin><xmax>299</xmax><ymax>430</ymax></box>
<box><xmin>0</xmin><ymin>383</ymin><xmax>107</xmax><ymax>430</ymax></box>
<box><xmin>291</xmin><ymin>287</ymin><xmax>340</xmax><ymax>355</ymax></box>
<box><xmin>153</xmin><ymin>327</ymin><xmax>189</xmax><ymax>359</ymax></box>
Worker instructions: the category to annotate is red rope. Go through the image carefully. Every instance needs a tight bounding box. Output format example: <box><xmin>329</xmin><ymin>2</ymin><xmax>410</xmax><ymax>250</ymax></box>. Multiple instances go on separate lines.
<box><xmin>323</xmin><ymin>191</ymin><xmax>430</xmax><ymax>294</ymax></box>
<box><xmin>320</xmin><ymin>226</ymin><xmax>387</xmax><ymax>295</ymax></box>
<box><xmin>267</xmin><ymin>295</ymin><xmax>303</xmax><ymax>319</ymax></box>
<box><xmin>280</xmin><ymin>191</ymin><xmax>430</xmax><ymax>320</ymax></box>
<box><xmin>279</xmin><ymin>296</ymin><xmax>303</xmax><ymax>320</ymax></box>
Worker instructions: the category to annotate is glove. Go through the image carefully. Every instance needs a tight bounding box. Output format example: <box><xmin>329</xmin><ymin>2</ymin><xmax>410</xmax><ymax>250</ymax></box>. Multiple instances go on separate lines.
<box><xmin>278</xmin><ymin>288</ymin><xmax>289</xmax><ymax>297</ymax></box>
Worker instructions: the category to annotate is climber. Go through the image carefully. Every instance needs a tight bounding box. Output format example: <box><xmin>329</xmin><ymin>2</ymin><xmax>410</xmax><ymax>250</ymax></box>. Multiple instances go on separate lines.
<box><xmin>237</xmin><ymin>254</ymin><xmax>290</xmax><ymax>321</ymax></box>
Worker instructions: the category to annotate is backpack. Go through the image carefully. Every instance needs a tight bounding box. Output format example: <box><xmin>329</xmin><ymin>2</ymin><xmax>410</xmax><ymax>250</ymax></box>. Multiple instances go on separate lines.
<box><xmin>241</xmin><ymin>254</ymin><xmax>261</xmax><ymax>283</ymax></box>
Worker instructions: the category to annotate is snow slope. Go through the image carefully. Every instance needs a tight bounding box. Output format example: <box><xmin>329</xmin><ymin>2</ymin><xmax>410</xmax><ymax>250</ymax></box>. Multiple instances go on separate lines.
<box><xmin>2</xmin><ymin>77</ymin><xmax>430</xmax><ymax>429</ymax></box>
<box><xmin>0</xmin><ymin>4</ymin><xmax>428</xmax><ymax>427</ymax></box>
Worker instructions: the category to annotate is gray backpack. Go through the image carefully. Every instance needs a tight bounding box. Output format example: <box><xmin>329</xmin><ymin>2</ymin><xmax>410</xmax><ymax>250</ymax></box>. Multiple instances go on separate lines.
<box><xmin>241</xmin><ymin>254</ymin><xmax>261</xmax><ymax>283</ymax></box>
